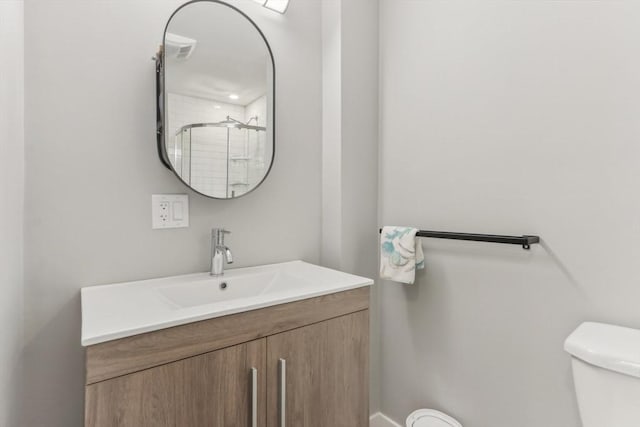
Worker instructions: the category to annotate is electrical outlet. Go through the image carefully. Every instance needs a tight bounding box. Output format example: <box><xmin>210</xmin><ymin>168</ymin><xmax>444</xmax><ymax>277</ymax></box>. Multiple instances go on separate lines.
<box><xmin>152</xmin><ymin>194</ymin><xmax>189</xmax><ymax>229</ymax></box>
<box><xmin>159</xmin><ymin>202</ymin><xmax>170</xmax><ymax>224</ymax></box>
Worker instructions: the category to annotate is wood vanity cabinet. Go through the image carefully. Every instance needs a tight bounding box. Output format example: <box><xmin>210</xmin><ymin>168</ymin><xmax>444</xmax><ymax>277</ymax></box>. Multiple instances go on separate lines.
<box><xmin>85</xmin><ymin>340</ymin><xmax>265</xmax><ymax>427</ymax></box>
<box><xmin>84</xmin><ymin>287</ymin><xmax>369</xmax><ymax>427</ymax></box>
<box><xmin>266</xmin><ymin>310</ymin><xmax>369</xmax><ymax>427</ymax></box>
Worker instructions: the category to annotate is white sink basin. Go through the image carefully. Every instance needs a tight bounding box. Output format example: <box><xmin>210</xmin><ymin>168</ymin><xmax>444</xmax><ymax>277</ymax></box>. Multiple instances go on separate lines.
<box><xmin>156</xmin><ymin>270</ymin><xmax>312</xmax><ymax>308</ymax></box>
<box><xmin>81</xmin><ymin>260</ymin><xmax>373</xmax><ymax>346</ymax></box>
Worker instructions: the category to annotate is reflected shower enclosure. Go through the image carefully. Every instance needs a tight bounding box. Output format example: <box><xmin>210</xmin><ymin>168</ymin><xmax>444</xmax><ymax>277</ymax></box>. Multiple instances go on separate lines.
<box><xmin>159</xmin><ymin>0</ymin><xmax>275</xmax><ymax>199</ymax></box>
<box><xmin>170</xmin><ymin>115</ymin><xmax>267</xmax><ymax>198</ymax></box>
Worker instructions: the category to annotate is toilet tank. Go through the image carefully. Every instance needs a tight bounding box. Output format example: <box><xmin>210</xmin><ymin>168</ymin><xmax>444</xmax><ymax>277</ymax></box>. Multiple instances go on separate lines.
<box><xmin>565</xmin><ymin>322</ymin><xmax>640</xmax><ymax>427</ymax></box>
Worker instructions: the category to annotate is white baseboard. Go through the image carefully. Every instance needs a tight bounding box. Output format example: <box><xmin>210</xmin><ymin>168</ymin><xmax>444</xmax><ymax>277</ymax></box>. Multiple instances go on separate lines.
<box><xmin>370</xmin><ymin>412</ymin><xmax>403</xmax><ymax>427</ymax></box>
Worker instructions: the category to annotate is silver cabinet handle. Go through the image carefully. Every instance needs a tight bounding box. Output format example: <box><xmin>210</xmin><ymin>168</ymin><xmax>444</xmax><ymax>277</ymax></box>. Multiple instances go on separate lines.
<box><xmin>251</xmin><ymin>367</ymin><xmax>258</xmax><ymax>427</ymax></box>
<box><xmin>278</xmin><ymin>359</ymin><xmax>286</xmax><ymax>427</ymax></box>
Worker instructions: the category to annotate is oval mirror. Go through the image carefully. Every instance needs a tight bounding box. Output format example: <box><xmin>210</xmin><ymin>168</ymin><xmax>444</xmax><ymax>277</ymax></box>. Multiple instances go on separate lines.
<box><xmin>158</xmin><ymin>0</ymin><xmax>275</xmax><ymax>199</ymax></box>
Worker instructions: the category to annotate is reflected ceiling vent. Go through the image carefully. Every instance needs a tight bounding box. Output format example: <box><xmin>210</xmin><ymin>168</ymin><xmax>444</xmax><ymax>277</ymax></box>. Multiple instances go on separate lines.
<box><xmin>165</xmin><ymin>32</ymin><xmax>197</xmax><ymax>60</ymax></box>
<box><xmin>253</xmin><ymin>0</ymin><xmax>290</xmax><ymax>14</ymax></box>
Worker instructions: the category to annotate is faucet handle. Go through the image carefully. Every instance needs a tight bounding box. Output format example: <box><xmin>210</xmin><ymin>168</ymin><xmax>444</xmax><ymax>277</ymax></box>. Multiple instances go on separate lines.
<box><xmin>212</xmin><ymin>227</ymin><xmax>231</xmax><ymax>234</ymax></box>
<box><xmin>212</xmin><ymin>228</ymin><xmax>231</xmax><ymax>245</ymax></box>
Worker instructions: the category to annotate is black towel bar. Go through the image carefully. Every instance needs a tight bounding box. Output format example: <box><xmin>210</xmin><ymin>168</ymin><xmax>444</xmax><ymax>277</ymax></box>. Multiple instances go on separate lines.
<box><xmin>379</xmin><ymin>228</ymin><xmax>540</xmax><ymax>250</ymax></box>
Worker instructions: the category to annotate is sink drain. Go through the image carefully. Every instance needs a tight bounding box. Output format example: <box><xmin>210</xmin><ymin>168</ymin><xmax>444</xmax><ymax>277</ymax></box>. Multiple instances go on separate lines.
<box><xmin>220</xmin><ymin>282</ymin><xmax>228</xmax><ymax>290</ymax></box>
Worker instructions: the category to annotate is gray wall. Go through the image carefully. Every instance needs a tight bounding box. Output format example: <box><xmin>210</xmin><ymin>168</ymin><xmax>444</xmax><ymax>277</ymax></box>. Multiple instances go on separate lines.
<box><xmin>321</xmin><ymin>0</ymin><xmax>380</xmax><ymax>413</ymax></box>
<box><xmin>336</xmin><ymin>0</ymin><xmax>380</xmax><ymax>414</ymax></box>
<box><xmin>0</xmin><ymin>1</ymin><xmax>24</xmax><ymax>426</ymax></box>
<box><xmin>379</xmin><ymin>1</ymin><xmax>640</xmax><ymax>426</ymax></box>
<box><xmin>23</xmin><ymin>1</ymin><xmax>322</xmax><ymax>425</ymax></box>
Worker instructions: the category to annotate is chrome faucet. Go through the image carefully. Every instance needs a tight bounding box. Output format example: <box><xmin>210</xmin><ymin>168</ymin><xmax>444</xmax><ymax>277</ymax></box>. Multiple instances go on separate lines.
<box><xmin>211</xmin><ymin>228</ymin><xmax>233</xmax><ymax>276</ymax></box>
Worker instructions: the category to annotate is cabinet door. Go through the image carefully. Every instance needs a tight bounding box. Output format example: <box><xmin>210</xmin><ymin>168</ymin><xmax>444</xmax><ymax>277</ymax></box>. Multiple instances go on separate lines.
<box><xmin>266</xmin><ymin>310</ymin><xmax>369</xmax><ymax>427</ymax></box>
<box><xmin>85</xmin><ymin>339</ymin><xmax>266</xmax><ymax>427</ymax></box>
<box><xmin>176</xmin><ymin>338</ymin><xmax>266</xmax><ymax>427</ymax></box>
<box><xmin>85</xmin><ymin>363</ymin><xmax>177</xmax><ymax>427</ymax></box>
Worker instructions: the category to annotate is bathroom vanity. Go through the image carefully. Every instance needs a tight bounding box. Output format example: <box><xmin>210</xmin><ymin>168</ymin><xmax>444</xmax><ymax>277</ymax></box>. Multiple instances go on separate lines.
<box><xmin>82</xmin><ymin>261</ymin><xmax>372</xmax><ymax>427</ymax></box>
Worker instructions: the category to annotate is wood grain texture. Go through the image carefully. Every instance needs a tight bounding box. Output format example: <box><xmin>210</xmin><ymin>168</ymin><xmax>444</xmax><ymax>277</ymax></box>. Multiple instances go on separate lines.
<box><xmin>86</xmin><ymin>287</ymin><xmax>369</xmax><ymax>384</ymax></box>
<box><xmin>86</xmin><ymin>340</ymin><xmax>267</xmax><ymax>427</ymax></box>
<box><xmin>85</xmin><ymin>363</ymin><xmax>177</xmax><ymax>427</ymax></box>
<box><xmin>176</xmin><ymin>339</ymin><xmax>266</xmax><ymax>427</ymax></box>
<box><xmin>266</xmin><ymin>310</ymin><xmax>369</xmax><ymax>427</ymax></box>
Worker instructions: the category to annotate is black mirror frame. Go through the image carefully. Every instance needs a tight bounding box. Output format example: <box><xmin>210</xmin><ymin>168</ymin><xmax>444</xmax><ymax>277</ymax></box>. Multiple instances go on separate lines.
<box><xmin>155</xmin><ymin>0</ymin><xmax>276</xmax><ymax>199</ymax></box>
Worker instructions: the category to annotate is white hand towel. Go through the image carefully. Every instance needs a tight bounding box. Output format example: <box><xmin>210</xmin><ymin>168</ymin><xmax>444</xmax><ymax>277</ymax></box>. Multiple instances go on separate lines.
<box><xmin>380</xmin><ymin>226</ymin><xmax>425</xmax><ymax>284</ymax></box>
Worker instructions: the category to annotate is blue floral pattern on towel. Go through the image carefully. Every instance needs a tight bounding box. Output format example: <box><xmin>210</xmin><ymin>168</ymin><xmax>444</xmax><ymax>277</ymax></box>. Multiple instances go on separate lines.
<box><xmin>380</xmin><ymin>226</ymin><xmax>424</xmax><ymax>284</ymax></box>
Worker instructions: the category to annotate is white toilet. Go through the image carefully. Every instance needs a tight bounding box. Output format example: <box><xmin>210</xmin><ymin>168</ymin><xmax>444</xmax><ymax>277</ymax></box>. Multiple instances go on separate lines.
<box><xmin>406</xmin><ymin>409</ymin><xmax>462</xmax><ymax>427</ymax></box>
<box><xmin>565</xmin><ymin>322</ymin><xmax>640</xmax><ymax>427</ymax></box>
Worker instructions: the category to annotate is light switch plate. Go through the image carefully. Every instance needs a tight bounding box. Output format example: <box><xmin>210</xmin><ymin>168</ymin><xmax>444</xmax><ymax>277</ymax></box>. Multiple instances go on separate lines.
<box><xmin>152</xmin><ymin>194</ymin><xmax>189</xmax><ymax>229</ymax></box>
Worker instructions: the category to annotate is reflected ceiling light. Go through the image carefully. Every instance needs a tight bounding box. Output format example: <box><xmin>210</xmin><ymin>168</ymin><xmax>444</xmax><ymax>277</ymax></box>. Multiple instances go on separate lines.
<box><xmin>253</xmin><ymin>0</ymin><xmax>289</xmax><ymax>14</ymax></box>
<box><xmin>214</xmin><ymin>105</ymin><xmax>222</xmax><ymax>109</ymax></box>
<box><xmin>229</xmin><ymin>94</ymin><xmax>239</xmax><ymax>100</ymax></box>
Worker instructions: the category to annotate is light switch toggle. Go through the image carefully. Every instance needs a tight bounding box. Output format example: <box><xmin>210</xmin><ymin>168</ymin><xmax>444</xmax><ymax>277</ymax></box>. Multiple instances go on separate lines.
<box><xmin>172</xmin><ymin>202</ymin><xmax>184</xmax><ymax>221</ymax></box>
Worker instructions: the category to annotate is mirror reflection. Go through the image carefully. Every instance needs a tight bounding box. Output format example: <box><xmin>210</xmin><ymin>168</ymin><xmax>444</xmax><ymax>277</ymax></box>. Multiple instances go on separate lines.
<box><xmin>163</xmin><ymin>1</ymin><xmax>274</xmax><ymax>199</ymax></box>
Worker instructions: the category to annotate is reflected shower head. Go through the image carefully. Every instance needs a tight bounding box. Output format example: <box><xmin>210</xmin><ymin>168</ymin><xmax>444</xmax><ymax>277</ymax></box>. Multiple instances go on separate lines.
<box><xmin>176</xmin><ymin>117</ymin><xmax>267</xmax><ymax>134</ymax></box>
<box><xmin>219</xmin><ymin>118</ymin><xmax>242</xmax><ymax>129</ymax></box>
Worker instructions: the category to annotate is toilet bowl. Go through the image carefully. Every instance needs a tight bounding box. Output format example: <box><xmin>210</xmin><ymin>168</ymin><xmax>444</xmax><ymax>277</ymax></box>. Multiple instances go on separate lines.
<box><xmin>565</xmin><ymin>322</ymin><xmax>640</xmax><ymax>427</ymax></box>
<box><xmin>406</xmin><ymin>409</ymin><xmax>462</xmax><ymax>427</ymax></box>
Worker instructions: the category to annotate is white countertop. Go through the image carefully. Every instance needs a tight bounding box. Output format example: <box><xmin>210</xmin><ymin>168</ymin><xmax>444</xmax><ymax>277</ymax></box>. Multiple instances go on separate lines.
<box><xmin>81</xmin><ymin>260</ymin><xmax>373</xmax><ymax>346</ymax></box>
